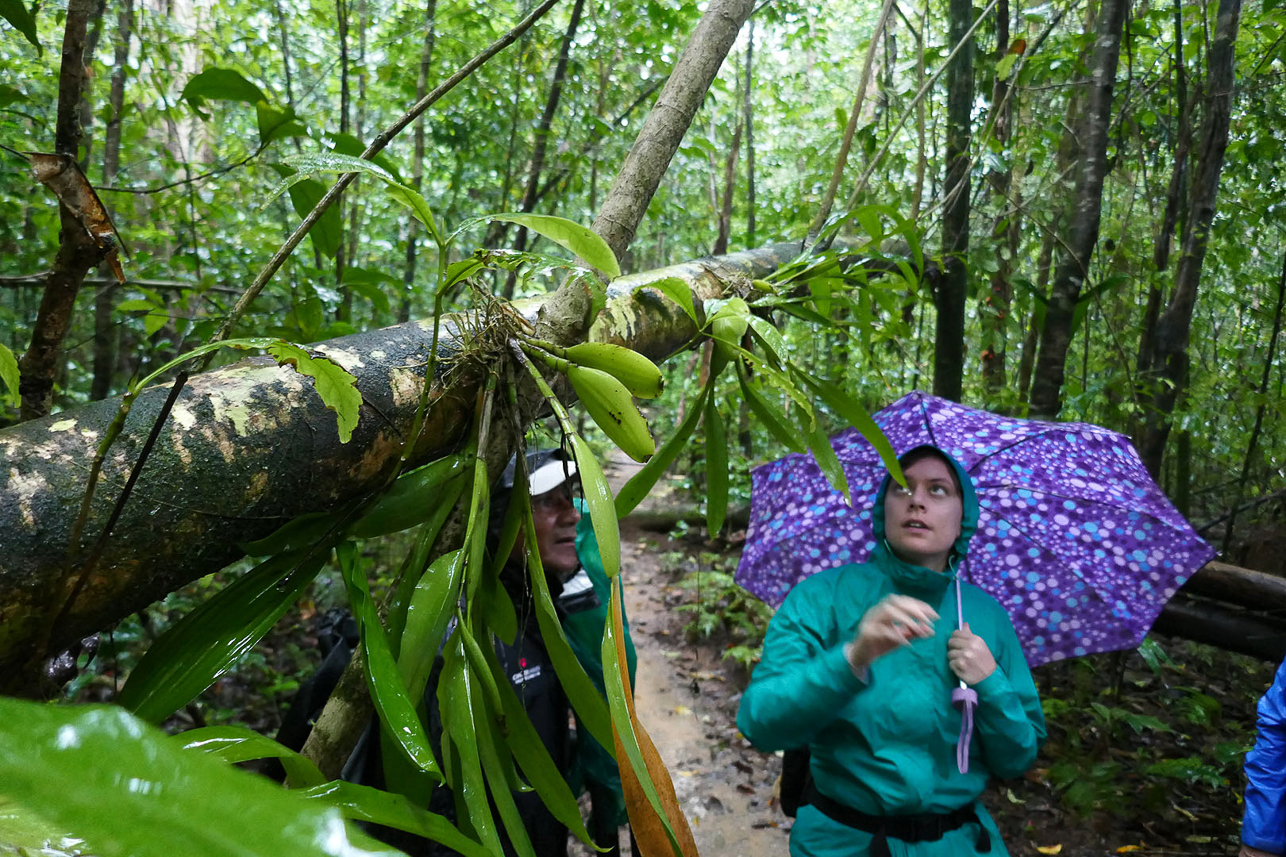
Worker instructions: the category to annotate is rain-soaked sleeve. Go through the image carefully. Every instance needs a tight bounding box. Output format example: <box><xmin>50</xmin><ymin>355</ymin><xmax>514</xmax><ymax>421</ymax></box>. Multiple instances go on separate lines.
<box><xmin>1242</xmin><ymin>657</ymin><xmax>1286</xmax><ymax>855</ymax></box>
<box><xmin>970</xmin><ymin>604</ymin><xmax>1046</xmax><ymax>780</ymax></box>
<box><xmin>736</xmin><ymin>579</ymin><xmax>868</xmax><ymax>752</ymax></box>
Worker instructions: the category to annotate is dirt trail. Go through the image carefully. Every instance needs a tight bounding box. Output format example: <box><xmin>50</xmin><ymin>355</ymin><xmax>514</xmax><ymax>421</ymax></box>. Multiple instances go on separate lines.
<box><xmin>603</xmin><ymin>454</ymin><xmax>788</xmax><ymax>857</ymax></box>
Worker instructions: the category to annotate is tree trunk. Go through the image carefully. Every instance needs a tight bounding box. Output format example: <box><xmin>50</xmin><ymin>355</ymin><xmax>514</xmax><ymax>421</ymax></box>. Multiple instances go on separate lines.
<box><xmin>743</xmin><ymin>19</ymin><xmax>756</xmax><ymax>247</ymax></box>
<box><xmin>980</xmin><ymin>0</ymin><xmax>1016</xmax><ymax>403</ymax></box>
<box><xmin>1152</xmin><ymin>594</ymin><xmax>1286</xmax><ymax>664</ymax></box>
<box><xmin>0</xmin><ymin>241</ymin><xmax>835</xmax><ymax>689</ymax></box>
<box><xmin>18</xmin><ymin>0</ymin><xmax>105</xmax><ymax>421</ymax></box>
<box><xmin>398</xmin><ymin>0</ymin><xmax>438</xmax><ymax>324</ymax></box>
<box><xmin>1027</xmin><ymin>0</ymin><xmax>1128</xmax><ymax>420</ymax></box>
<box><xmin>1135</xmin><ymin>0</ymin><xmax>1190</xmax><ymax>394</ymax></box>
<box><xmin>91</xmin><ymin>0</ymin><xmax>134</xmax><ymax>403</ymax></box>
<box><xmin>712</xmin><ymin>122</ymin><xmax>742</xmax><ymax>255</ymax></box>
<box><xmin>934</xmin><ymin>0</ymin><xmax>974</xmax><ymax>404</ymax></box>
<box><xmin>592</xmin><ymin>0</ymin><xmax>756</xmax><ymax>262</ymax></box>
<box><xmin>1137</xmin><ymin>0</ymin><xmax>1242</xmax><ymax>477</ymax></box>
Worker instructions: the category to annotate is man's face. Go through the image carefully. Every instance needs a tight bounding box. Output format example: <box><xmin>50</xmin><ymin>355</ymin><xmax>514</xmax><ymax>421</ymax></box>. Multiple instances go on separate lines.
<box><xmin>883</xmin><ymin>454</ymin><xmax>963</xmax><ymax>572</ymax></box>
<box><xmin>512</xmin><ymin>483</ymin><xmax>582</xmax><ymax>580</ymax></box>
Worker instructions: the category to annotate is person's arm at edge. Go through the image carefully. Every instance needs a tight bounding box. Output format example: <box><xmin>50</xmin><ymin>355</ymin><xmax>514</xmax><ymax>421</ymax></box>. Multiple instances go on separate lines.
<box><xmin>736</xmin><ymin>581</ymin><xmax>868</xmax><ymax>752</ymax></box>
<box><xmin>1243</xmin><ymin>658</ymin><xmax>1286</xmax><ymax>856</ymax></box>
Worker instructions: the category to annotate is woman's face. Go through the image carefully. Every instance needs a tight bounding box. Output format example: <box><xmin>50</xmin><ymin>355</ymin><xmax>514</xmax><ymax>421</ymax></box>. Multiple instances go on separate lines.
<box><xmin>883</xmin><ymin>455</ymin><xmax>963</xmax><ymax>572</ymax></box>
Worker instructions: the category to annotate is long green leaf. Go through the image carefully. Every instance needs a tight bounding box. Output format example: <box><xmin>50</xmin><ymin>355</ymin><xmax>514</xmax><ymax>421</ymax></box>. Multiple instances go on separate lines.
<box><xmin>704</xmin><ymin>394</ymin><xmax>728</xmax><ymax>537</ymax></box>
<box><xmin>239</xmin><ymin>510</ymin><xmax>342</xmax><ymax>557</ymax></box>
<box><xmin>615</xmin><ymin>380</ymin><xmax>712</xmax><ymax>518</ymax></box>
<box><xmin>633</xmin><ymin>276</ymin><xmax>698</xmax><ymax>323</ymax></box>
<box><xmin>570</xmin><ymin>434</ymin><xmax>619</xmax><ymax>577</ymax></box>
<box><xmin>518</xmin><ymin>478</ymin><xmax>614</xmax><ymax>750</ymax></box>
<box><xmin>385</xmin><ymin>182</ymin><xmax>444</xmax><ymax>247</ymax></box>
<box><xmin>398</xmin><ymin>547</ymin><xmax>465</xmax><ymax>701</ymax></box>
<box><xmin>795</xmin><ymin>370</ymin><xmax>903</xmax><ymax>487</ymax></box>
<box><xmin>488</xmin><ymin>213</ymin><xmax>620</xmax><ymax>278</ymax></box>
<box><xmin>803</xmin><ymin>419</ymin><xmax>851</xmax><ymax>505</ymax></box>
<box><xmin>439</xmin><ymin>638</ymin><xmax>502</xmax><ymax>855</ymax></box>
<box><xmin>172</xmin><ymin>725</ymin><xmax>324</xmax><ymax>788</ymax></box>
<box><xmin>300</xmin><ymin>781</ymin><xmax>489</xmax><ymax>857</ymax></box>
<box><xmin>350</xmin><ymin>456</ymin><xmax>465</xmax><ymax>538</ymax></box>
<box><xmin>737</xmin><ymin>365</ymin><xmax>806</xmax><ymax>454</ymax></box>
<box><xmin>0</xmin><ymin>342</ymin><xmax>19</xmax><ymax>405</ymax></box>
<box><xmin>472</xmin><ymin>676</ymin><xmax>537</xmax><ymax>857</ymax></box>
<box><xmin>338</xmin><ymin>542</ymin><xmax>441</xmax><ymax>779</ymax></box>
<box><xmin>117</xmin><ymin>550</ymin><xmax>326</xmax><ymax>723</ymax></box>
<box><xmin>0</xmin><ymin>699</ymin><xmax>397</xmax><ymax>857</ymax></box>
<box><xmin>477</xmin><ymin>634</ymin><xmax>595</xmax><ymax>846</ymax></box>
<box><xmin>386</xmin><ymin>478</ymin><xmax>466</xmax><ymax>654</ymax></box>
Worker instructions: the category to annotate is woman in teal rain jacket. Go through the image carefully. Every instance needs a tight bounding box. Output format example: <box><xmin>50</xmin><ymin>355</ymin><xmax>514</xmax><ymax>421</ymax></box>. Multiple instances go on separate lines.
<box><xmin>737</xmin><ymin>445</ymin><xmax>1045</xmax><ymax>857</ymax></box>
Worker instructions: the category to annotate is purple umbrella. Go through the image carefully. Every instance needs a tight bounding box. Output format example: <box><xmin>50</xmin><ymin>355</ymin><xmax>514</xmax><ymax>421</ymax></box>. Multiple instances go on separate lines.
<box><xmin>735</xmin><ymin>390</ymin><xmax>1215</xmax><ymax>668</ymax></box>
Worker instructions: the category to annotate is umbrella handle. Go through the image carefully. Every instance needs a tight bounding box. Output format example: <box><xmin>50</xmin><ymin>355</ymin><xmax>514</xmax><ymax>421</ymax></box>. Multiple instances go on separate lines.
<box><xmin>951</xmin><ymin>685</ymin><xmax>978</xmax><ymax>774</ymax></box>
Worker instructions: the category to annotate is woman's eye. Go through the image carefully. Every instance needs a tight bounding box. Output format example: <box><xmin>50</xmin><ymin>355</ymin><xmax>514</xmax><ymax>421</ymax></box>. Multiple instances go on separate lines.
<box><xmin>930</xmin><ymin>485</ymin><xmax>947</xmax><ymax>496</ymax></box>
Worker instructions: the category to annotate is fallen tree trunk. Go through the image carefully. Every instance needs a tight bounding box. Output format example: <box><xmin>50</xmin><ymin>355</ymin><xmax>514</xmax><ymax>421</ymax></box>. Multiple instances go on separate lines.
<box><xmin>0</xmin><ymin>241</ymin><xmax>826</xmax><ymax>689</ymax></box>
<box><xmin>1151</xmin><ymin>592</ymin><xmax>1286</xmax><ymax>663</ymax></box>
<box><xmin>1178</xmin><ymin>560</ymin><xmax>1286</xmax><ymax>614</ymax></box>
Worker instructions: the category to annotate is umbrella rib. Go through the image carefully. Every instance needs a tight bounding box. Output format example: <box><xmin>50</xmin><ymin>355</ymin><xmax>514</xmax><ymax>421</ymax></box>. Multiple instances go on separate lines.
<box><xmin>965</xmin><ymin>425</ymin><xmax>1119</xmax><ymax>468</ymax></box>
<box><xmin>977</xmin><ymin>479</ymin><xmax>1190</xmax><ymax>531</ymax></box>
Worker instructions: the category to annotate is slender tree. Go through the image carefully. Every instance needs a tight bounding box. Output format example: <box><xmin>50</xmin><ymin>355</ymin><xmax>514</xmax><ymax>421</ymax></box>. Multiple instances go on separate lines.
<box><xmin>1028</xmin><ymin>0</ymin><xmax>1128</xmax><ymax>420</ymax></box>
<box><xmin>934</xmin><ymin>0</ymin><xmax>975</xmax><ymax>403</ymax></box>
<box><xmin>1138</xmin><ymin>0</ymin><xmax>1243</xmax><ymax>475</ymax></box>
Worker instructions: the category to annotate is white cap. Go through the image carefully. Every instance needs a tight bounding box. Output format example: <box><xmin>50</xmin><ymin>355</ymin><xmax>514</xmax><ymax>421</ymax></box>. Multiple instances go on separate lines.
<box><xmin>528</xmin><ymin>456</ymin><xmax>578</xmax><ymax>496</ymax></box>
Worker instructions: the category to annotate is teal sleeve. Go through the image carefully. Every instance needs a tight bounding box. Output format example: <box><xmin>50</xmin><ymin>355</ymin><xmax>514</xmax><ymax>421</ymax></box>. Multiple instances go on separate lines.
<box><xmin>736</xmin><ymin>584</ymin><xmax>867</xmax><ymax>752</ymax></box>
<box><xmin>970</xmin><ymin>613</ymin><xmax>1045</xmax><ymax>780</ymax></box>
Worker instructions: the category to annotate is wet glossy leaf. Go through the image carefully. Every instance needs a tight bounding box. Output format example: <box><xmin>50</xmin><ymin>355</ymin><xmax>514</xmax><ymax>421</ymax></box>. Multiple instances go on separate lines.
<box><xmin>0</xmin><ymin>342</ymin><xmax>18</xmax><ymax>406</ymax></box>
<box><xmin>803</xmin><ymin>418</ymin><xmax>850</xmax><ymax>505</ymax></box>
<box><xmin>737</xmin><ymin>365</ymin><xmax>805</xmax><ymax>454</ymax></box>
<box><xmin>570</xmin><ymin>434</ymin><xmax>619</xmax><ymax>577</ymax></box>
<box><xmin>398</xmin><ymin>548</ymin><xmax>465</xmax><ymax>701</ymax></box>
<box><xmin>439</xmin><ymin>639</ymin><xmax>502</xmax><ymax>855</ymax></box>
<box><xmin>795</xmin><ymin>371</ymin><xmax>902</xmax><ymax>487</ymax></box>
<box><xmin>350</xmin><ymin>456</ymin><xmax>465</xmax><ymax>538</ymax></box>
<box><xmin>172</xmin><ymin>725</ymin><xmax>324</xmax><ymax>788</ymax></box>
<box><xmin>477</xmin><ymin>633</ymin><xmax>594</xmax><ymax>846</ymax></box>
<box><xmin>180</xmin><ymin>68</ymin><xmax>265</xmax><ymax>114</ymax></box>
<box><xmin>300</xmin><ymin>781</ymin><xmax>489</xmax><ymax>857</ymax></box>
<box><xmin>385</xmin><ymin>183</ymin><xmax>443</xmax><ymax>247</ymax></box>
<box><xmin>0</xmin><ymin>699</ymin><xmax>396</xmax><ymax>857</ymax></box>
<box><xmin>488</xmin><ymin>213</ymin><xmax>620</xmax><ymax>278</ymax></box>
<box><xmin>338</xmin><ymin>542</ymin><xmax>440</xmax><ymax>779</ymax></box>
<box><xmin>632</xmin><ymin>275</ymin><xmax>698</xmax><ymax>323</ymax></box>
<box><xmin>117</xmin><ymin>550</ymin><xmax>326</xmax><ymax>723</ymax></box>
<box><xmin>518</xmin><ymin>475</ymin><xmax>613</xmax><ymax>749</ymax></box>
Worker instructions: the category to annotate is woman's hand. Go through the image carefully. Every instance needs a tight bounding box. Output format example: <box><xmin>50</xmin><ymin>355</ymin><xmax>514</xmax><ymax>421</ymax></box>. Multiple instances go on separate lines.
<box><xmin>948</xmin><ymin>623</ymin><xmax>996</xmax><ymax>685</ymax></box>
<box><xmin>1240</xmin><ymin>846</ymin><xmax>1283</xmax><ymax>857</ymax></box>
<box><xmin>845</xmin><ymin>594</ymin><xmax>939</xmax><ymax>675</ymax></box>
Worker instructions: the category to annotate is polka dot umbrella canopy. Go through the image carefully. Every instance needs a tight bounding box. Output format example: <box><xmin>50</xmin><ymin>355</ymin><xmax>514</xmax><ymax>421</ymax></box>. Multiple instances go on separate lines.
<box><xmin>734</xmin><ymin>390</ymin><xmax>1215</xmax><ymax>666</ymax></box>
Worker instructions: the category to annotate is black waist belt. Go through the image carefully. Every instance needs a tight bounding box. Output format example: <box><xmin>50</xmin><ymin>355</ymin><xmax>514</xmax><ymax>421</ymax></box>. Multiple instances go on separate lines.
<box><xmin>801</xmin><ymin>783</ymin><xmax>991</xmax><ymax>857</ymax></box>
